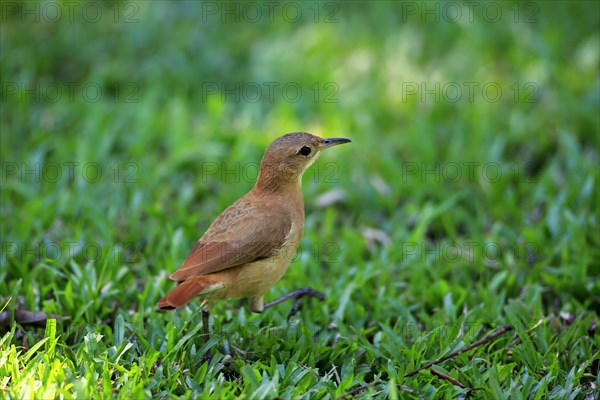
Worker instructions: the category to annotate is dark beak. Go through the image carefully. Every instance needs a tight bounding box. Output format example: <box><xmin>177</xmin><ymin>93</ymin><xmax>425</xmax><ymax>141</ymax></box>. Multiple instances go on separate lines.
<box><xmin>321</xmin><ymin>137</ymin><xmax>352</xmax><ymax>149</ymax></box>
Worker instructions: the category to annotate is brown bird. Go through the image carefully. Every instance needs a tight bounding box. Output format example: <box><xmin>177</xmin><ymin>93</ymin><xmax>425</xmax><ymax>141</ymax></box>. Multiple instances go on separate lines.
<box><xmin>157</xmin><ymin>132</ymin><xmax>350</xmax><ymax>333</ymax></box>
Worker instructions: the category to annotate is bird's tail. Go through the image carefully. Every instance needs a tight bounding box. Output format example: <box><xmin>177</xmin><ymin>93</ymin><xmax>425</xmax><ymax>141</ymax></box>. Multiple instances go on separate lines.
<box><xmin>157</xmin><ymin>276</ymin><xmax>218</xmax><ymax>311</ymax></box>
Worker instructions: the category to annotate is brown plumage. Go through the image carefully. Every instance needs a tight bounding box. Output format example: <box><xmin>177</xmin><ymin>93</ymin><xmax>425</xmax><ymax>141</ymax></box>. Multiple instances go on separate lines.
<box><xmin>157</xmin><ymin>132</ymin><xmax>350</xmax><ymax>314</ymax></box>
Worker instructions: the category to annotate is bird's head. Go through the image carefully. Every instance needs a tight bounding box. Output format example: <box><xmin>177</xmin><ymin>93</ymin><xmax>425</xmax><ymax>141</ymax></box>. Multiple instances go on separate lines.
<box><xmin>256</xmin><ymin>132</ymin><xmax>351</xmax><ymax>191</ymax></box>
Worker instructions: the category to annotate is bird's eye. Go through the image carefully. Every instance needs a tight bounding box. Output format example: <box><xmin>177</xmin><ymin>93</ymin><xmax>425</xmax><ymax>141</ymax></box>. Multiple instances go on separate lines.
<box><xmin>298</xmin><ymin>146</ymin><xmax>312</xmax><ymax>156</ymax></box>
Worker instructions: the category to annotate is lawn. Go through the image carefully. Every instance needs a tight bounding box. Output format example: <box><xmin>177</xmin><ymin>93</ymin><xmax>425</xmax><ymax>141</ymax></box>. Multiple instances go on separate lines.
<box><xmin>1</xmin><ymin>1</ymin><xmax>599</xmax><ymax>398</ymax></box>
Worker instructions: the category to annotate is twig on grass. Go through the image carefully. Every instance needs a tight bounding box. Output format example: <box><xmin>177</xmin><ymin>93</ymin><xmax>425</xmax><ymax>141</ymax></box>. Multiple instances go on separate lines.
<box><xmin>334</xmin><ymin>380</ymin><xmax>381</xmax><ymax>400</ymax></box>
<box><xmin>405</xmin><ymin>324</ymin><xmax>513</xmax><ymax>377</ymax></box>
<box><xmin>430</xmin><ymin>368</ymin><xmax>467</xmax><ymax>388</ymax></box>
<box><xmin>0</xmin><ymin>310</ymin><xmax>63</xmax><ymax>327</ymax></box>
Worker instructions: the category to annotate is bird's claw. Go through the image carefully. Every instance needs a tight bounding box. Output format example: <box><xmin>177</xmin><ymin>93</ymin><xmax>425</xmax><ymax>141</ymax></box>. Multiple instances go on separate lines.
<box><xmin>287</xmin><ymin>287</ymin><xmax>325</xmax><ymax>319</ymax></box>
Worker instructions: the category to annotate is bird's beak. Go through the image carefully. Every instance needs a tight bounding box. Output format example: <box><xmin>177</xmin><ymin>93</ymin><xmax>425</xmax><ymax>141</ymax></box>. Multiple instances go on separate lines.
<box><xmin>320</xmin><ymin>137</ymin><xmax>352</xmax><ymax>149</ymax></box>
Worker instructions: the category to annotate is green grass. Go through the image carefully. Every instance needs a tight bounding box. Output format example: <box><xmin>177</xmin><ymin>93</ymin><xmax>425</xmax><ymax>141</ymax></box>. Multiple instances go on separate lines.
<box><xmin>1</xmin><ymin>1</ymin><xmax>599</xmax><ymax>398</ymax></box>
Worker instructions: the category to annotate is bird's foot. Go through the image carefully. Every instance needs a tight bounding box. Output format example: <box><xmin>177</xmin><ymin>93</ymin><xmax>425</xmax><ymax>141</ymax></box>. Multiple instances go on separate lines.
<box><xmin>263</xmin><ymin>287</ymin><xmax>325</xmax><ymax>320</ymax></box>
<box><xmin>288</xmin><ymin>287</ymin><xmax>325</xmax><ymax>319</ymax></box>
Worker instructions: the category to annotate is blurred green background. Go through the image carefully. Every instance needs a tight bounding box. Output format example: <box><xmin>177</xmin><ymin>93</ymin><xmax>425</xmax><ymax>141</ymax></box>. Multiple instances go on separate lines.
<box><xmin>1</xmin><ymin>1</ymin><xmax>599</xmax><ymax>398</ymax></box>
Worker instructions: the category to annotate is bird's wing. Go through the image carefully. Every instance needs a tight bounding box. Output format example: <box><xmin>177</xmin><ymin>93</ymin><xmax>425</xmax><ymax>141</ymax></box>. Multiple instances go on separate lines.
<box><xmin>169</xmin><ymin>197</ymin><xmax>292</xmax><ymax>281</ymax></box>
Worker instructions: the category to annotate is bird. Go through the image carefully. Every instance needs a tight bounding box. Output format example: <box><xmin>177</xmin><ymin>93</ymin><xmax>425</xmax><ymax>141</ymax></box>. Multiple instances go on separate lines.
<box><xmin>156</xmin><ymin>132</ymin><xmax>351</xmax><ymax>334</ymax></box>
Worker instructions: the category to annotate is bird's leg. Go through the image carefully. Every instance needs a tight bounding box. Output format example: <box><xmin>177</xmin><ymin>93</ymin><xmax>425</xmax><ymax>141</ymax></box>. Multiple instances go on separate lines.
<box><xmin>201</xmin><ymin>309</ymin><xmax>210</xmax><ymax>338</ymax></box>
<box><xmin>263</xmin><ymin>287</ymin><xmax>325</xmax><ymax>319</ymax></box>
<box><xmin>198</xmin><ymin>308</ymin><xmax>214</xmax><ymax>364</ymax></box>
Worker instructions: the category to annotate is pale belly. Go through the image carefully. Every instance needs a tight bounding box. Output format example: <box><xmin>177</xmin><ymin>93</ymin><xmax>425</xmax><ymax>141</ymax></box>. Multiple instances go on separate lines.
<box><xmin>226</xmin><ymin>256</ymin><xmax>292</xmax><ymax>298</ymax></box>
